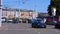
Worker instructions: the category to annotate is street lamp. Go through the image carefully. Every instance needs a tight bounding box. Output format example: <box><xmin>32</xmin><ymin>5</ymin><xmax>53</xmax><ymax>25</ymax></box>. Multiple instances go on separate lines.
<box><xmin>0</xmin><ymin>0</ymin><xmax>2</xmax><ymax>27</ymax></box>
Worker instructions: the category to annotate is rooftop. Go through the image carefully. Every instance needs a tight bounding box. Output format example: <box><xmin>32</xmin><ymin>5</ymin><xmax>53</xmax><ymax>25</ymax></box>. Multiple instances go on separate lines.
<box><xmin>2</xmin><ymin>8</ymin><xmax>34</xmax><ymax>12</ymax></box>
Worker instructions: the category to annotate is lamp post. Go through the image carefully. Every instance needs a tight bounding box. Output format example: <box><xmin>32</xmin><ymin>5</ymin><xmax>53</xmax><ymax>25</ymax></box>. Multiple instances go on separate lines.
<box><xmin>0</xmin><ymin>0</ymin><xmax>2</xmax><ymax>27</ymax></box>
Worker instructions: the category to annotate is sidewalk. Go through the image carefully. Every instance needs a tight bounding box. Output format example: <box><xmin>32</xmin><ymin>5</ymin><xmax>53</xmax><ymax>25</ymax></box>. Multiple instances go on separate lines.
<box><xmin>0</xmin><ymin>23</ymin><xmax>8</xmax><ymax>30</ymax></box>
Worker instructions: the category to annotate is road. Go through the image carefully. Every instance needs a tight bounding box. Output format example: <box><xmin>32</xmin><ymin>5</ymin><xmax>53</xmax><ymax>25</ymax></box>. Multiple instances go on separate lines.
<box><xmin>0</xmin><ymin>23</ymin><xmax>60</xmax><ymax>34</ymax></box>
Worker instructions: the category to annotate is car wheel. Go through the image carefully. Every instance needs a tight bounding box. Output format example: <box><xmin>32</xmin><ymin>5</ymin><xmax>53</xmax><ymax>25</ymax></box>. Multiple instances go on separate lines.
<box><xmin>44</xmin><ymin>26</ymin><xmax>46</xmax><ymax>28</ymax></box>
<box><xmin>55</xmin><ymin>26</ymin><xmax>60</xmax><ymax>29</ymax></box>
<box><xmin>55</xmin><ymin>26</ymin><xmax>57</xmax><ymax>28</ymax></box>
<box><xmin>32</xmin><ymin>25</ymin><xmax>34</xmax><ymax>28</ymax></box>
<box><xmin>32</xmin><ymin>24</ymin><xmax>35</xmax><ymax>28</ymax></box>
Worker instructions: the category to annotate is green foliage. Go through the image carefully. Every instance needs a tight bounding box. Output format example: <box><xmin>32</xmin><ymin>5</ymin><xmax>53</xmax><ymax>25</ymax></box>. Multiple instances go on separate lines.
<box><xmin>20</xmin><ymin>18</ymin><xmax>24</xmax><ymax>20</ymax></box>
<box><xmin>48</xmin><ymin>0</ymin><xmax>60</xmax><ymax>16</ymax></box>
<box><xmin>8</xmin><ymin>18</ymin><xmax>12</xmax><ymax>20</ymax></box>
<box><xmin>20</xmin><ymin>18</ymin><xmax>27</xmax><ymax>20</ymax></box>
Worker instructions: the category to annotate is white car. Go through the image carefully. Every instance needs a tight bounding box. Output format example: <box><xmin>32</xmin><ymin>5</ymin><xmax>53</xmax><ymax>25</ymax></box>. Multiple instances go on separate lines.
<box><xmin>2</xmin><ymin>17</ymin><xmax>6</xmax><ymax>23</ymax></box>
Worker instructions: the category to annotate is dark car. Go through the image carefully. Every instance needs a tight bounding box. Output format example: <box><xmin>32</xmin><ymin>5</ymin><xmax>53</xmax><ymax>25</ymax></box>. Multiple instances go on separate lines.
<box><xmin>12</xmin><ymin>18</ymin><xmax>21</xmax><ymax>24</ymax></box>
<box><xmin>54</xmin><ymin>16</ymin><xmax>60</xmax><ymax>28</ymax></box>
<box><xmin>45</xmin><ymin>16</ymin><xmax>54</xmax><ymax>25</ymax></box>
<box><xmin>31</xmin><ymin>18</ymin><xmax>46</xmax><ymax>28</ymax></box>
<box><xmin>27</xmin><ymin>19</ymin><xmax>32</xmax><ymax>23</ymax></box>
<box><xmin>22</xmin><ymin>20</ymin><xmax>26</xmax><ymax>23</ymax></box>
<box><xmin>54</xmin><ymin>20</ymin><xmax>60</xmax><ymax>28</ymax></box>
<box><xmin>55</xmin><ymin>22</ymin><xmax>60</xmax><ymax>28</ymax></box>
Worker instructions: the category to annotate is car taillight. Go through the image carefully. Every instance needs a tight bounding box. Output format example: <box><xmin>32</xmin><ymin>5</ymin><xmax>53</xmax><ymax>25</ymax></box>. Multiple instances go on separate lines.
<box><xmin>58</xmin><ymin>16</ymin><xmax>60</xmax><ymax>22</ymax></box>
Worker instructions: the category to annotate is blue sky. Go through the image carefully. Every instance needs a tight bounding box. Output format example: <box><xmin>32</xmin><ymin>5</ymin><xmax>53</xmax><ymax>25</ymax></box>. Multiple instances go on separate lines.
<box><xmin>2</xmin><ymin>0</ymin><xmax>50</xmax><ymax>13</ymax></box>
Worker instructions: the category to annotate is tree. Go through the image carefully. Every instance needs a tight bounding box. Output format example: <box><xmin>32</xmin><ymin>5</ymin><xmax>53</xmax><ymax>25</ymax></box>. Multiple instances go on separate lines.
<box><xmin>48</xmin><ymin>0</ymin><xmax>60</xmax><ymax>16</ymax></box>
<box><xmin>48</xmin><ymin>5</ymin><xmax>52</xmax><ymax>16</ymax></box>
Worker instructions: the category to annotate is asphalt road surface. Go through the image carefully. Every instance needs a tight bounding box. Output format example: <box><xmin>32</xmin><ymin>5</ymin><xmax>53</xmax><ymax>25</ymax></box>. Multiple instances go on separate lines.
<box><xmin>0</xmin><ymin>23</ymin><xmax>60</xmax><ymax>34</ymax></box>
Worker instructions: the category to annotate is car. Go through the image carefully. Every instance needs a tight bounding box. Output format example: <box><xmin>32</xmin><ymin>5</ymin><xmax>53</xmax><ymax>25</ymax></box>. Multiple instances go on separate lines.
<box><xmin>45</xmin><ymin>16</ymin><xmax>54</xmax><ymax>25</ymax></box>
<box><xmin>54</xmin><ymin>20</ymin><xmax>60</xmax><ymax>28</ymax></box>
<box><xmin>54</xmin><ymin>16</ymin><xmax>60</xmax><ymax>28</ymax></box>
<box><xmin>31</xmin><ymin>18</ymin><xmax>46</xmax><ymax>28</ymax></box>
<box><xmin>2</xmin><ymin>17</ymin><xmax>8</xmax><ymax>23</ymax></box>
<box><xmin>55</xmin><ymin>23</ymin><xmax>60</xmax><ymax>28</ymax></box>
<box><xmin>27</xmin><ymin>19</ymin><xmax>32</xmax><ymax>23</ymax></box>
<box><xmin>12</xmin><ymin>18</ymin><xmax>21</xmax><ymax>24</ymax></box>
<box><xmin>8</xmin><ymin>19</ymin><xmax>13</xmax><ymax>23</ymax></box>
<box><xmin>22</xmin><ymin>20</ymin><xmax>26</xmax><ymax>23</ymax></box>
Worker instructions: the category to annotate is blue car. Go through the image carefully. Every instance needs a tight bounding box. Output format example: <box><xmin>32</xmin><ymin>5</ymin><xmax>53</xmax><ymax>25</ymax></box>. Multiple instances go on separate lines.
<box><xmin>31</xmin><ymin>18</ymin><xmax>46</xmax><ymax>28</ymax></box>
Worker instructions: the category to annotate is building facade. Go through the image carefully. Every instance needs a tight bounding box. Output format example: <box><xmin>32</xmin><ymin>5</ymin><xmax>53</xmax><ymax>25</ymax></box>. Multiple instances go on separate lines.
<box><xmin>20</xmin><ymin>9</ymin><xmax>38</xmax><ymax>19</ymax></box>
<box><xmin>2</xmin><ymin>8</ymin><xmax>19</xmax><ymax>19</ymax></box>
<box><xmin>2</xmin><ymin>8</ymin><xmax>38</xmax><ymax>19</ymax></box>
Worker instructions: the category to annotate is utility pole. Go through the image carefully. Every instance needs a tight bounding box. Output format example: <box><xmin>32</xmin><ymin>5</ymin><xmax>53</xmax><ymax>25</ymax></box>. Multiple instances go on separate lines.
<box><xmin>0</xmin><ymin>0</ymin><xmax>2</xmax><ymax>27</ymax></box>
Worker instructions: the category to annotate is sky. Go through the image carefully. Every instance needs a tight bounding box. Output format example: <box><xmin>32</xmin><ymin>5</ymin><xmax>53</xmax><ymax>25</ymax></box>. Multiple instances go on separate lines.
<box><xmin>2</xmin><ymin>0</ymin><xmax>50</xmax><ymax>13</ymax></box>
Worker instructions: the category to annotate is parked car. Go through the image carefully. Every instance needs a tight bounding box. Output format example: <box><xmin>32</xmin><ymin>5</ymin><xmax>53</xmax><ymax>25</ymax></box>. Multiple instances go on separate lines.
<box><xmin>27</xmin><ymin>19</ymin><xmax>32</xmax><ymax>23</ymax></box>
<box><xmin>8</xmin><ymin>19</ymin><xmax>13</xmax><ymax>23</ymax></box>
<box><xmin>54</xmin><ymin>20</ymin><xmax>60</xmax><ymax>28</ymax></box>
<box><xmin>22</xmin><ymin>20</ymin><xmax>26</xmax><ymax>23</ymax></box>
<box><xmin>2</xmin><ymin>17</ymin><xmax>8</xmax><ymax>23</ymax></box>
<box><xmin>12</xmin><ymin>18</ymin><xmax>20</xmax><ymax>24</ymax></box>
<box><xmin>45</xmin><ymin>16</ymin><xmax>54</xmax><ymax>25</ymax></box>
<box><xmin>54</xmin><ymin>16</ymin><xmax>60</xmax><ymax>28</ymax></box>
<box><xmin>31</xmin><ymin>18</ymin><xmax>46</xmax><ymax>28</ymax></box>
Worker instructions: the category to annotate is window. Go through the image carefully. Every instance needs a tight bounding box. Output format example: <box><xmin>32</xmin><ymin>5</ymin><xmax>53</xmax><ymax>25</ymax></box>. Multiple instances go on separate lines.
<box><xmin>29</xmin><ymin>12</ymin><xmax>33</xmax><ymax>16</ymax></box>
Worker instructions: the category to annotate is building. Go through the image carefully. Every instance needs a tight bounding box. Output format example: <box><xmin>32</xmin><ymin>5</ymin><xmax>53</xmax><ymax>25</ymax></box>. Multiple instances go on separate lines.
<box><xmin>38</xmin><ymin>13</ymin><xmax>49</xmax><ymax>17</ymax></box>
<box><xmin>20</xmin><ymin>9</ymin><xmax>38</xmax><ymax>19</ymax></box>
<box><xmin>2</xmin><ymin>8</ymin><xmax>19</xmax><ymax>19</ymax></box>
<box><xmin>2</xmin><ymin>8</ymin><xmax>38</xmax><ymax>19</ymax></box>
